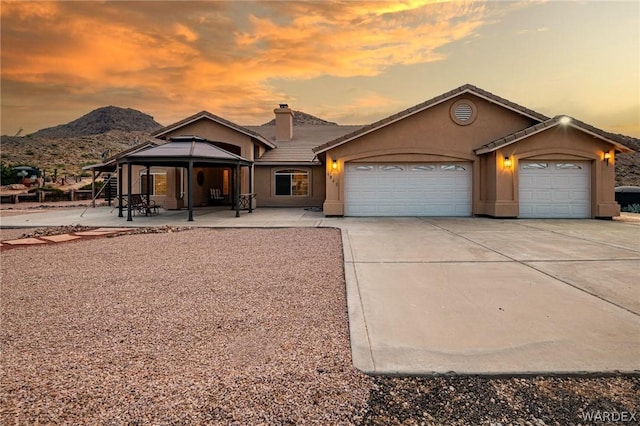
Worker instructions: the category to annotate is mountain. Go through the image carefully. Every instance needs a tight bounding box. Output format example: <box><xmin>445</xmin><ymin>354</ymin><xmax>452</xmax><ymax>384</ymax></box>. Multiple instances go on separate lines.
<box><xmin>614</xmin><ymin>135</ymin><xmax>640</xmax><ymax>187</ymax></box>
<box><xmin>261</xmin><ymin>110</ymin><xmax>337</xmax><ymax>126</ymax></box>
<box><xmin>33</xmin><ymin>106</ymin><xmax>162</xmax><ymax>138</ymax></box>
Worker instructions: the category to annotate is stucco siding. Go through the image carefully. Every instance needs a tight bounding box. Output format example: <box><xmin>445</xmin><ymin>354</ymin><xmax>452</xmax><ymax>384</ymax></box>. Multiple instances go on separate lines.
<box><xmin>160</xmin><ymin>119</ymin><xmax>257</xmax><ymax>160</ymax></box>
<box><xmin>486</xmin><ymin>127</ymin><xmax>619</xmax><ymax>218</ymax></box>
<box><xmin>322</xmin><ymin>94</ymin><xmax>539</xmax><ymax>216</ymax></box>
<box><xmin>255</xmin><ymin>165</ymin><xmax>325</xmax><ymax>207</ymax></box>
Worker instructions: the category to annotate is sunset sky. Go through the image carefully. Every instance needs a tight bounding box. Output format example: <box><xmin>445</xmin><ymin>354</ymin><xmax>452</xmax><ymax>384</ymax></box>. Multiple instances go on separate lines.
<box><xmin>1</xmin><ymin>0</ymin><xmax>639</xmax><ymax>137</ymax></box>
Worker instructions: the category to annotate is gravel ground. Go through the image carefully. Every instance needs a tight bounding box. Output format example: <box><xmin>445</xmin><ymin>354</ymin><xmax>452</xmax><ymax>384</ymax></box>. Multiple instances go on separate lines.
<box><xmin>1</xmin><ymin>228</ymin><xmax>372</xmax><ymax>424</ymax></box>
<box><xmin>1</xmin><ymin>227</ymin><xmax>637</xmax><ymax>424</ymax></box>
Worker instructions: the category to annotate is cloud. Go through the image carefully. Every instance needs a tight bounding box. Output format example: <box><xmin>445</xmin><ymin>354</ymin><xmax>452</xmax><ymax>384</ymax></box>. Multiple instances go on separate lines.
<box><xmin>1</xmin><ymin>0</ymin><xmax>488</xmax><ymax>132</ymax></box>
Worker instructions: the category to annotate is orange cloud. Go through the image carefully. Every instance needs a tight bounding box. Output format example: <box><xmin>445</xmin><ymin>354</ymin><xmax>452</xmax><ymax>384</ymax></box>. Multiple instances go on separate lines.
<box><xmin>1</xmin><ymin>1</ymin><xmax>487</xmax><ymax>131</ymax></box>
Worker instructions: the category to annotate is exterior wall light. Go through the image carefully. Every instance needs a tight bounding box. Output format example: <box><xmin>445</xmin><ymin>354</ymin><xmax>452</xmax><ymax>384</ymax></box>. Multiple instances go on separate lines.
<box><xmin>503</xmin><ymin>156</ymin><xmax>512</xmax><ymax>168</ymax></box>
<box><xmin>604</xmin><ymin>152</ymin><xmax>611</xmax><ymax>166</ymax></box>
<box><xmin>559</xmin><ymin>116</ymin><xmax>572</xmax><ymax>125</ymax></box>
<box><xmin>332</xmin><ymin>159</ymin><xmax>338</xmax><ymax>170</ymax></box>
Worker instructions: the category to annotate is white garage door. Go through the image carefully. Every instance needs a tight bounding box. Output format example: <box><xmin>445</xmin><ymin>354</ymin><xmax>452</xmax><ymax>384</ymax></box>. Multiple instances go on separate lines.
<box><xmin>519</xmin><ymin>161</ymin><xmax>590</xmax><ymax>218</ymax></box>
<box><xmin>344</xmin><ymin>163</ymin><xmax>472</xmax><ymax>216</ymax></box>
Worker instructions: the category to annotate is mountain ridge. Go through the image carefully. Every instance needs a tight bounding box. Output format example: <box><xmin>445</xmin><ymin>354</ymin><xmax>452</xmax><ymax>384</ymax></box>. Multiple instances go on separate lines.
<box><xmin>33</xmin><ymin>106</ymin><xmax>163</xmax><ymax>138</ymax></box>
<box><xmin>261</xmin><ymin>110</ymin><xmax>337</xmax><ymax>126</ymax></box>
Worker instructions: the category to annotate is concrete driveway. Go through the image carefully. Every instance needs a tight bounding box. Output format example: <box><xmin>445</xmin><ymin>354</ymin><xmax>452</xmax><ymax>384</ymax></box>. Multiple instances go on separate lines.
<box><xmin>2</xmin><ymin>206</ymin><xmax>639</xmax><ymax>375</ymax></box>
<box><xmin>342</xmin><ymin>217</ymin><xmax>640</xmax><ymax>375</ymax></box>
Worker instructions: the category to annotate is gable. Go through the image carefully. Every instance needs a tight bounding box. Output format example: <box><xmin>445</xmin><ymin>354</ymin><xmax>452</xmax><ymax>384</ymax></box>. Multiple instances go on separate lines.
<box><xmin>318</xmin><ymin>92</ymin><xmax>542</xmax><ymax>162</ymax></box>
<box><xmin>152</xmin><ymin>111</ymin><xmax>275</xmax><ymax>148</ymax></box>
<box><xmin>313</xmin><ymin>84</ymin><xmax>548</xmax><ymax>155</ymax></box>
<box><xmin>475</xmin><ymin>116</ymin><xmax>635</xmax><ymax>155</ymax></box>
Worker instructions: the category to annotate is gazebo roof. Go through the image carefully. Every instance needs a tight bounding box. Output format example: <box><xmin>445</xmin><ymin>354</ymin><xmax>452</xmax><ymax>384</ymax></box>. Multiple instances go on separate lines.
<box><xmin>121</xmin><ymin>136</ymin><xmax>252</xmax><ymax>165</ymax></box>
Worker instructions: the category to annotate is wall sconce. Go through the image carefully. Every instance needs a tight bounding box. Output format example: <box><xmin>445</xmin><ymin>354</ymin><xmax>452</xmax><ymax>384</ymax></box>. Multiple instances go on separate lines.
<box><xmin>503</xmin><ymin>156</ymin><xmax>512</xmax><ymax>168</ymax></box>
<box><xmin>332</xmin><ymin>159</ymin><xmax>338</xmax><ymax>171</ymax></box>
<box><xmin>604</xmin><ymin>152</ymin><xmax>611</xmax><ymax>166</ymax></box>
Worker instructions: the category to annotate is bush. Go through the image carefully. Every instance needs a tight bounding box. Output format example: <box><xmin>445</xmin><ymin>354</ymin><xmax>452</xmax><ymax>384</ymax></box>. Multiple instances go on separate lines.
<box><xmin>1</xmin><ymin>162</ymin><xmax>19</xmax><ymax>185</ymax></box>
<box><xmin>621</xmin><ymin>203</ymin><xmax>640</xmax><ymax>213</ymax></box>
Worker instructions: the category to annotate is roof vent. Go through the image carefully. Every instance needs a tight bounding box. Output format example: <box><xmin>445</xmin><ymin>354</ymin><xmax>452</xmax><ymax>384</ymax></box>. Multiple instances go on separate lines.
<box><xmin>450</xmin><ymin>99</ymin><xmax>477</xmax><ymax>125</ymax></box>
<box><xmin>454</xmin><ymin>103</ymin><xmax>473</xmax><ymax>121</ymax></box>
<box><xmin>279</xmin><ymin>103</ymin><xmax>288</xmax><ymax>109</ymax></box>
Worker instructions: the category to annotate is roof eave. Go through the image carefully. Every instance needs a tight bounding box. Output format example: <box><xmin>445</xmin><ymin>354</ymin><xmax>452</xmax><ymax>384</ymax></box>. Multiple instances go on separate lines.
<box><xmin>119</xmin><ymin>155</ymin><xmax>252</xmax><ymax>166</ymax></box>
<box><xmin>255</xmin><ymin>161</ymin><xmax>322</xmax><ymax>166</ymax></box>
<box><xmin>474</xmin><ymin>121</ymin><xmax>636</xmax><ymax>155</ymax></box>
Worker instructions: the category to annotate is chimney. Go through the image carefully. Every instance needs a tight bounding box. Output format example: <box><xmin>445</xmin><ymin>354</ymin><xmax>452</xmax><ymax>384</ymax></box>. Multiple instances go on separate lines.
<box><xmin>274</xmin><ymin>104</ymin><xmax>294</xmax><ymax>142</ymax></box>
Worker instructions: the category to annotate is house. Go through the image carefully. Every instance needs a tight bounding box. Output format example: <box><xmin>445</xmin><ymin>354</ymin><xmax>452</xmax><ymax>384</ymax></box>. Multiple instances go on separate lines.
<box><xmin>102</xmin><ymin>84</ymin><xmax>634</xmax><ymax>220</ymax></box>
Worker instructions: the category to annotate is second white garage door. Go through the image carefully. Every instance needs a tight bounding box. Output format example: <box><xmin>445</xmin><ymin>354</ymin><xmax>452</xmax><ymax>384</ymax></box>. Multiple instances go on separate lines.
<box><xmin>344</xmin><ymin>163</ymin><xmax>472</xmax><ymax>216</ymax></box>
<box><xmin>519</xmin><ymin>161</ymin><xmax>590</xmax><ymax>218</ymax></box>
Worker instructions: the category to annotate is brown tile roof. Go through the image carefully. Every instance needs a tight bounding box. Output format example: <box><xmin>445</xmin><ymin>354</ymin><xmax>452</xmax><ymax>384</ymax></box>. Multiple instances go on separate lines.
<box><xmin>151</xmin><ymin>111</ymin><xmax>276</xmax><ymax>148</ymax></box>
<box><xmin>312</xmin><ymin>84</ymin><xmax>550</xmax><ymax>154</ymax></box>
<box><xmin>247</xmin><ymin>125</ymin><xmax>362</xmax><ymax>164</ymax></box>
<box><xmin>474</xmin><ymin>115</ymin><xmax>636</xmax><ymax>155</ymax></box>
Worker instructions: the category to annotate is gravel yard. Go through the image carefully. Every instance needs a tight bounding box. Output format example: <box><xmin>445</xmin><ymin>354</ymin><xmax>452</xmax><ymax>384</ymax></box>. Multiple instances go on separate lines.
<box><xmin>1</xmin><ymin>227</ymin><xmax>637</xmax><ymax>424</ymax></box>
<box><xmin>1</xmin><ymin>228</ymin><xmax>371</xmax><ymax>424</ymax></box>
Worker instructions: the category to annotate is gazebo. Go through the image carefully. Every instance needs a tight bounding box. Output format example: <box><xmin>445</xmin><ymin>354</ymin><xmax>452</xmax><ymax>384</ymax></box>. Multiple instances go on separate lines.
<box><xmin>118</xmin><ymin>136</ymin><xmax>253</xmax><ymax>221</ymax></box>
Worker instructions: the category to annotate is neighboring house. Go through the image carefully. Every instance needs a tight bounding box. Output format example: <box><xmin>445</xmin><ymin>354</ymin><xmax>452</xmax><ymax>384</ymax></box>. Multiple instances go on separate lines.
<box><xmin>100</xmin><ymin>84</ymin><xmax>634</xmax><ymax>219</ymax></box>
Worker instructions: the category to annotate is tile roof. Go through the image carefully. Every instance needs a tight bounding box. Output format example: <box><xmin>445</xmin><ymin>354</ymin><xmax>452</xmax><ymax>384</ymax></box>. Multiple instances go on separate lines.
<box><xmin>312</xmin><ymin>84</ymin><xmax>550</xmax><ymax>154</ymax></box>
<box><xmin>152</xmin><ymin>111</ymin><xmax>276</xmax><ymax>148</ymax></box>
<box><xmin>247</xmin><ymin>124</ymin><xmax>363</xmax><ymax>164</ymax></box>
<box><xmin>474</xmin><ymin>116</ymin><xmax>636</xmax><ymax>154</ymax></box>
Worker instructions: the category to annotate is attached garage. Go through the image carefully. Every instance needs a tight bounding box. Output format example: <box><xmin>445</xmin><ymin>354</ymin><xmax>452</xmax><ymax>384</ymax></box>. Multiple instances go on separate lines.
<box><xmin>315</xmin><ymin>85</ymin><xmax>633</xmax><ymax>218</ymax></box>
<box><xmin>344</xmin><ymin>162</ymin><xmax>472</xmax><ymax>216</ymax></box>
<box><xmin>519</xmin><ymin>161</ymin><xmax>590</xmax><ymax>218</ymax></box>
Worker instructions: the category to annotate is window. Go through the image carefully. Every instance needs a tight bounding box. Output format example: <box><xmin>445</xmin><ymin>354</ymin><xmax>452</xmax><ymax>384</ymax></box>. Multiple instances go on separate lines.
<box><xmin>380</xmin><ymin>165</ymin><xmax>404</xmax><ymax>171</ymax></box>
<box><xmin>441</xmin><ymin>164</ymin><xmax>466</xmax><ymax>171</ymax></box>
<box><xmin>275</xmin><ymin>169</ymin><xmax>309</xmax><ymax>196</ymax></box>
<box><xmin>354</xmin><ymin>165</ymin><xmax>374</xmax><ymax>171</ymax></box>
<box><xmin>411</xmin><ymin>165</ymin><xmax>436</xmax><ymax>171</ymax></box>
<box><xmin>222</xmin><ymin>169</ymin><xmax>230</xmax><ymax>195</ymax></box>
<box><xmin>556</xmin><ymin>163</ymin><xmax>582</xmax><ymax>169</ymax></box>
<box><xmin>522</xmin><ymin>163</ymin><xmax>548</xmax><ymax>169</ymax></box>
<box><xmin>140</xmin><ymin>170</ymin><xmax>167</xmax><ymax>195</ymax></box>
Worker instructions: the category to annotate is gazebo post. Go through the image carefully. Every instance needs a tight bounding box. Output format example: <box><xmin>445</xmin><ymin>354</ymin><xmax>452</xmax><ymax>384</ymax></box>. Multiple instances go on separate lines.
<box><xmin>145</xmin><ymin>165</ymin><xmax>151</xmax><ymax>207</ymax></box>
<box><xmin>187</xmin><ymin>161</ymin><xmax>194</xmax><ymax>221</ymax></box>
<box><xmin>91</xmin><ymin>170</ymin><xmax>96</xmax><ymax>208</ymax></box>
<box><xmin>248</xmin><ymin>164</ymin><xmax>253</xmax><ymax>213</ymax></box>
<box><xmin>127</xmin><ymin>162</ymin><xmax>133</xmax><ymax>221</ymax></box>
<box><xmin>118</xmin><ymin>164</ymin><xmax>123</xmax><ymax>217</ymax></box>
<box><xmin>235</xmin><ymin>163</ymin><xmax>240</xmax><ymax>218</ymax></box>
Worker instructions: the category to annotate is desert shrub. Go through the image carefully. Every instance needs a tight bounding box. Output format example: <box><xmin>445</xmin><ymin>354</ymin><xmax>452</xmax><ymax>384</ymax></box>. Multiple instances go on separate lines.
<box><xmin>1</xmin><ymin>162</ymin><xmax>19</xmax><ymax>185</ymax></box>
<box><xmin>622</xmin><ymin>203</ymin><xmax>640</xmax><ymax>213</ymax></box>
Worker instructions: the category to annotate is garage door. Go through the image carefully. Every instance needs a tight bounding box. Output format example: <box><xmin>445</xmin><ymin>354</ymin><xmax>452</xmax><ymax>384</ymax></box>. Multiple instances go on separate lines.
<box><xmin>344</xmin><ymin>163</ymin><xmax>472</xmax><ymax>216</ymax></box>
<box><xmin>519</xmin><ymin>161</ymin><xmax>590</xmax><ymax>218</ymax></box>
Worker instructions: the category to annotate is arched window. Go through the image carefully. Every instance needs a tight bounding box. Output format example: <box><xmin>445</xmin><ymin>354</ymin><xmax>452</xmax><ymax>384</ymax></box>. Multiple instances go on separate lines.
<box><xmin>274</xmin><ymin>169</ymin><xmax>309</xmax><ymax>196</ymax></box>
